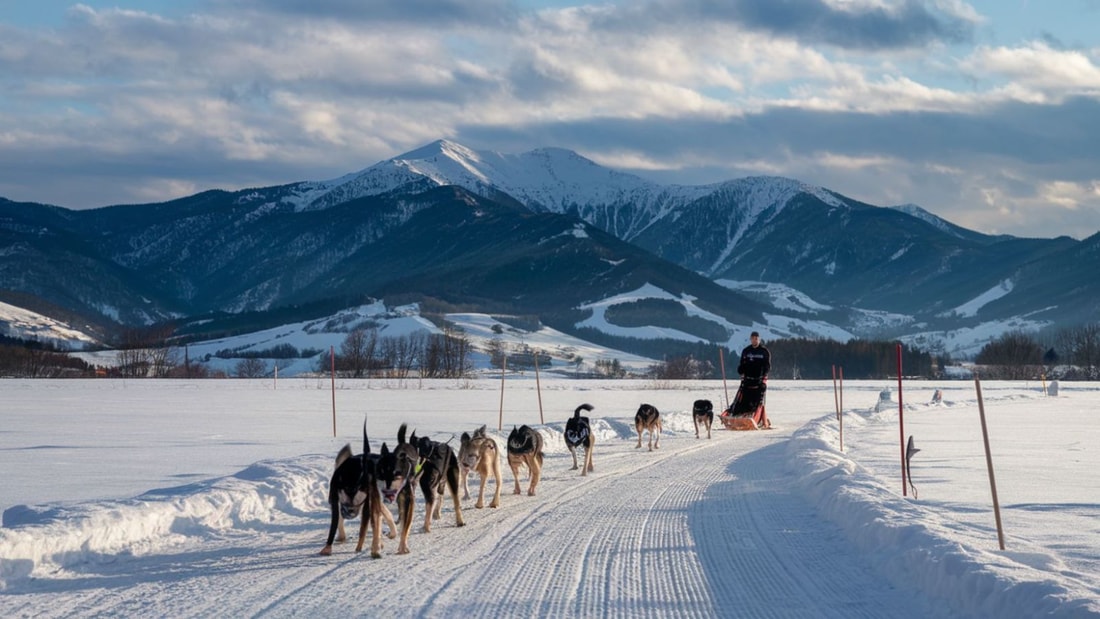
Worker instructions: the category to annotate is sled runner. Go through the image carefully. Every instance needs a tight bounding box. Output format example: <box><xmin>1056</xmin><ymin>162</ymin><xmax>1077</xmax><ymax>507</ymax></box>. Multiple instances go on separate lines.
<box><xmin>720</xmin><ymin>377</ymin><xmax>771</xmax><ymax>431</ymax></box>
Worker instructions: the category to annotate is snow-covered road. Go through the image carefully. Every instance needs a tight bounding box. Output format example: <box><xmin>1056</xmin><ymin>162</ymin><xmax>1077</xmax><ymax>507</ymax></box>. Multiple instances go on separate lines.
<box><xmin>1</xmin><ymin>379</ymin><xmax>1096</xmax><ymax>617</ymax></box>
<box><xmin>4</xmin><ymin>418</ymin><xmax>953</xmax><ymax>617</ymax></box>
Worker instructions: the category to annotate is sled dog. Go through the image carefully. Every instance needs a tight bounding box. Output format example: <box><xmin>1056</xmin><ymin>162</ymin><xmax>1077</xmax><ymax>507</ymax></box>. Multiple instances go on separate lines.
<box><xmin>564</xmin><ymin>403</ymin><xmax>595</xmax><ymax>475</ymax></box>
<box><xmin>377</xmin><ymin>423</ymin><xmax>419</xmax><ymax>554</ymax></box>
<box><xmin>634</xmin><ymin>403</ymin><xmax>662</xmax><ymax>451</ymax></box>
<box><xmin>692</xmin><ymin>399</ymin><xmax>714</xmax><ymax>439</ymax></box>
<box><xmin>506</xmin><ymin>424</ymin><xmax>545</xmax><ymax>496</ymax></box>
<box><xmin>319</xmin><ymin>422</ymin><xmax>396</xmax><ymax>558</ymax></box>
<box><xmin>458</xmin><ymin>425</ymin><xmax>502</xmax><ymax>508</ymax></box>
<box><xmin>413</xmin><ymin>432</ymin><xmax>465</xmax><ymax>532</ymax></box>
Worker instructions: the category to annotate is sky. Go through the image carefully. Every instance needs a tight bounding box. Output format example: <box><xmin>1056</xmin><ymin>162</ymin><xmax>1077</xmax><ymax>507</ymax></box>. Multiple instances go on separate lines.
<box><xmin>1</xmin><ymin>1</ymin><xmax>1099</xmax><ymax>239</ymax></box>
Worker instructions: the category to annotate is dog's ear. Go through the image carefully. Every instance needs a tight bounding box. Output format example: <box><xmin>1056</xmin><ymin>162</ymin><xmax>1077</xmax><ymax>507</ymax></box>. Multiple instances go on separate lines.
<box><xmin>476</xmin><ymin>424</ymin><xmax>487</xmax><ymax>436</ymax></box>
<box><xmin>461</xmin><ymin>431</ymin><xmax>470</xmax><ymax>443</ymax></box>
<box><xmin>380</xmin><ymin>442</ymin><xmax>390</xmax><ymax>455</ymax></box>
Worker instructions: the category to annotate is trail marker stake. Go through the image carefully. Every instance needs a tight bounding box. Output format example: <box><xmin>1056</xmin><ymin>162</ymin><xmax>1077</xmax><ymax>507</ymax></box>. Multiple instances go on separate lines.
<box><xmin>975</xmin><ymin>376</ymin><xmax>1007</xmax><ymax>550</ymax></box>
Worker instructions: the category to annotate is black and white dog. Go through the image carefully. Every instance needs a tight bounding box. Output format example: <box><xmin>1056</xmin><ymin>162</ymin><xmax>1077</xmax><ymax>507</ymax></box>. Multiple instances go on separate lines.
<box><xmin>564</xmin><ymin>403</ymin><xmax>595</xmax><ymax>475</ymax></box>
<box><xmin>634</xmin><ymin>403</ymin><xmax>662</xmax><ymax>451</ymax></box>
<box><xmin>412</xmin><ymin>432</ymin><xmax>465</xmax><ymax>533</ymax></box>
<box><xmin>692</xmin><ymin>399</ymin><xmax>714</xmax><ymax>439</ymax></box>
<box><xmin>319</xmin><ymin>422</ymin><xmax>396</xmax><ymax>558</ymax></box>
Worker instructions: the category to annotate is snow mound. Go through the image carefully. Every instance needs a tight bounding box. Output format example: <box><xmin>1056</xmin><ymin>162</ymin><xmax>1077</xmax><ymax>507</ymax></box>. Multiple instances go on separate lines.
<box><xmin>785</xmin><ymin>411</ymin><xmax>1099</xmax><ymax>618</ymax></box>
<box><xmin>0</xmin><ymin>457</ymin><xmax>328</xmax><ymax>591</ymax></box>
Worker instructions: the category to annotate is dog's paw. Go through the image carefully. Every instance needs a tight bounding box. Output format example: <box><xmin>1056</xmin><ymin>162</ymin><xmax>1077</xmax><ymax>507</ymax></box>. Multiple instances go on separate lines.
<box><xmin>319</xmin><ymin>545</ymin><xmax>333</xmax><ymax>556</ymax></box>
<box><xmin>371</xmin><ymin>551</ymin><xmax>382</xmax><ymax>559</ymax></box>
<box><xmin>527</xmin><ymin>489</ymin><xmax>536</xmax><ymax>496</ymax></box>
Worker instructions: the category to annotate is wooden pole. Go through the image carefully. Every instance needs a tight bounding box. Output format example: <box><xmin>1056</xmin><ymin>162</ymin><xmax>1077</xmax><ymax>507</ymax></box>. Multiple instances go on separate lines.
<box><xmin>719</xmin><ymin>348</ymin><xmax>730</xmax><ymax>412</ymax></box>
<box><xmin>832</xmin><ymin>365</ymin><xmax>839</xmax><ymax>420</ymax></box>
<box><xmin>975</xmin><ymin>376</ymin><xmax>1007</xmax><ymax>550</ymax></box>
<box><xmin>534</xmin><ymin>351</ymin><xmax>544</xmax><ymax>425</ymax></box>
<box><xmin>838</xmin><ymin>366</ymin><xmax>844</xmax><ymax>452</ymax></box>
<box><xmin>274</xmin><ymin>363</ymin><xmax>278</xmax><ymax>390</ymax></box>
<box><xmin>498</xmin><ymin>355</ymin><xmax>507</xmax><ymax>432</ymax></box>
<box><xmin>897</xmin><ymin>343</ymin><xmax>906</xmax><ymax>496</ymax></box>
<box><xmin>330</xmin><ymin>345</ymin><xmax>336</xmax><ymax>438</ymax></box>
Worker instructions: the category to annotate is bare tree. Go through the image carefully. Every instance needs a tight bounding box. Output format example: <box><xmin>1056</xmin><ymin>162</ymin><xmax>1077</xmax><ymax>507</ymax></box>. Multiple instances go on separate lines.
<box><xmin>975</xmin><ymin>331</ymin><xmax>1043</xmax><ymax>379</ymax></box>
<box><xmin>1057</xmin><ymin>323</ymin><xmax>1100</xmax><ymax>379</ymax></box>
<box><xmin>649</xmin><ymin>355</ymin><xmax>708</xmax><ymax>380</ymax></box>
<box><xmin>235</xmin><ymin>357</ymin><xmax>268</xmax><ymax>378</ymax></box>
<box><xmin>421</xmin><ymin>327</ymin><xmax>473</xmax><ymax>378</ymax></box>
<box><xmin>380</xmin><ymin>333</ymin><xmax>420</xmax><ymax>378</ymax></box>
<box><xmin>340</xmin><ymin>328</ymin><xmax>378</xmax><ymax>378</ymax></box>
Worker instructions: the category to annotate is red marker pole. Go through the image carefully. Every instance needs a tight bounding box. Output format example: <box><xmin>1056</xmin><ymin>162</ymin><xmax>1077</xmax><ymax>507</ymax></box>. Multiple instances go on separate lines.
<box><xmin>719</xmin><ymin>348</ymin><xmax>730</xmax><ymax>411</ymax></box>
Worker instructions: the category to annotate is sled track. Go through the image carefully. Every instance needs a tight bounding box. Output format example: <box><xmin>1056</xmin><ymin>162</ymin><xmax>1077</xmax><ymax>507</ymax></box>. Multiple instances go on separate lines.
<box><xmin>5</xmin><ymin>430</ymin><xmax>961</xmax><ymax>618</ymax></box>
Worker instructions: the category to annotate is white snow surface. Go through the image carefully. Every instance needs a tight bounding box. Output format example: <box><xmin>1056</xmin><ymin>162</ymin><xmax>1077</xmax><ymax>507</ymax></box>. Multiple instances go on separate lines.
<box><xmin>716</xmin><ymin>280</ymin><xmax>834</xmax><ymax>313</ymax></box>
<box><xmin>941</xmin><ymin>279</ymin><xmax>1016</xmax><ymax>318</ymax></box>
<box><xmin>1</xmin><ymin>378</ymin><xmax>1097</xmax><ymax>618</ymax></box>
<box><xmin>0</xmin><ymin>301</ymin><xmax>100</xmax><ymax>349</ymax></box>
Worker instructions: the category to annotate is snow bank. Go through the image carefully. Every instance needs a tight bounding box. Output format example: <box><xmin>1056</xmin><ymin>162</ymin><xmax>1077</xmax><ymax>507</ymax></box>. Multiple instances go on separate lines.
<box><xmin>785</xmin><ymin>410</ymin><xmax>1099</xmax><ymax>617</ymax></box>
<box><xmin>0</xmin><ymin>458</ymin><xmax>329</xmax><ymax>591</ymax></box>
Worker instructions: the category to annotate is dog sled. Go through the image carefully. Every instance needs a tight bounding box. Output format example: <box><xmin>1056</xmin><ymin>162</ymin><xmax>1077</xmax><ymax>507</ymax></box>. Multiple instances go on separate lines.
<box><xmin>720</xmin><ymin>377</ymin><xmax>771</xmax><ymax>430</ymax></box>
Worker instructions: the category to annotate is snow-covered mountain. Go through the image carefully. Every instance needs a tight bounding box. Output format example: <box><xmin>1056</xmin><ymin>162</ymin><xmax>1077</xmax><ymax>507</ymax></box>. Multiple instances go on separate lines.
<box><xmin>276</xmin><ymin>139</ymin><xmax>845</xmax><ymax>246</ymax></box>
<box><xmin>2</xmin><ymin>139</ymin><xmax>1098</xmax><ymax>363</ymax></box>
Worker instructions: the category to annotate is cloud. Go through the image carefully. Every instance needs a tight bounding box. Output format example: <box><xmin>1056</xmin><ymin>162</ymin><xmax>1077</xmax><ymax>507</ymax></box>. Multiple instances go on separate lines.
<box><xmin>211</xmin><ymin>0</ymin><xmax>520</xmax><ymax>27</ymax></box>
<box><xmin>583</xmin><ymin>0</ymin><xmax>978</xmax><ymax>50</ymax></box>
<box><xmin>0</xmin><ymin>1</ymin><xmax>1098</xmax><ymax>240</ymax></box>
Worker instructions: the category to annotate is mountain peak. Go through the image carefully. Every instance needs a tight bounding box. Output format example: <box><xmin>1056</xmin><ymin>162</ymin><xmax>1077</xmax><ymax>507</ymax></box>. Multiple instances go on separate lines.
<box><xmin>393</xmin><ymin>139</ymin><xmax>483</xmax><ymax>164</ymax></box>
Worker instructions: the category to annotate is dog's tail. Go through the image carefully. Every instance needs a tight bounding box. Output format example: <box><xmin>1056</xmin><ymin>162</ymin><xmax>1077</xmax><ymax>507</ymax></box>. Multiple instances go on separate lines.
<box><xmin>398</xmin><ymin>422</ymin><xmax>409</xmax><ymax>445</ymax></box>
<box><xmin>362</xmin><ymin>418</ymin><xmax>370</xmax><ymax>455</ymax></box>
<box><xmin>574</xmin><ymin>403</ymin><xmax>594</xmax><ymax>418</ymax></box>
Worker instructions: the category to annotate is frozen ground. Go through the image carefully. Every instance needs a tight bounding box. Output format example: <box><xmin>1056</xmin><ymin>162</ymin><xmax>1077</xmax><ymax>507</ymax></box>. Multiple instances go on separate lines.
<box><xmin>1</xmin><ymin>378</ymin><xmax>1097</xmax><ymax>617</ymax></box>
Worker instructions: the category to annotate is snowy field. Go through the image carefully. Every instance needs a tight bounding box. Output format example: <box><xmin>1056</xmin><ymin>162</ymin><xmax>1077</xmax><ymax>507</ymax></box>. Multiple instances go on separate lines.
<box><xmin>1</xmin><ymin>378</ymin><xmax>1097</xmax><ymax>618</ymax></box>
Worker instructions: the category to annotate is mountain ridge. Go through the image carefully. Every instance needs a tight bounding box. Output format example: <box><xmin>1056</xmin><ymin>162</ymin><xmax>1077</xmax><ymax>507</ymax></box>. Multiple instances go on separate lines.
<box><xmin>2</xmin><ymin>139</ymin><xmax>1096</xmax><ymax>361</ymax></box>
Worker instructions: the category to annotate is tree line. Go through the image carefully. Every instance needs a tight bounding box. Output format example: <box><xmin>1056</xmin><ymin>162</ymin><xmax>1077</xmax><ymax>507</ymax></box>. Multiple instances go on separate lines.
<box><xmin>973</xmin><ymin>324</ymin><xmax>1100</xmax><ymax>380</ymax></box>
<box><xmin>5</xmin><ymin>319</ymin><xmax>1100</xmax><ymax>381</ymax></box>
<box><xmin>642</xmin><ymin>338</ymin><xmax>934</xmax><ymax>380</ymax></box>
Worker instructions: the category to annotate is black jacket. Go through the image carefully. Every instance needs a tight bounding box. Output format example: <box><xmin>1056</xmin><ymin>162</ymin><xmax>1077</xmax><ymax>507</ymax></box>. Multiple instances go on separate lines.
<box><xmin>737</xmin><ymin>344</ymin><xmax>771</xmax><ymax>380</ymax></box>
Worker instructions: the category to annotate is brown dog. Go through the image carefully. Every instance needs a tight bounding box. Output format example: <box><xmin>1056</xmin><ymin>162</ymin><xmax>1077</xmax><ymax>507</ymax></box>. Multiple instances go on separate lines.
<box><xmin>319</xmin><ymin>423</ymin><xmax>395</xmax><ymax>558</ymax></box>
<box><xmin>458</xmin><ymin>425</ymin><xmax>502</xmax><ymax>508</ymax></box>
<box><xmin>634</xmin><ymin>403</ymin><xmax>662</xmax><ymax>451</ymax></box>
<box><xmin>506</xmin><ymin>425</ymin><xmax>544</xmax><ymax>496</ymax></box>
<box><xmin>376</xmin><ymin>423</ymin><xmax>419</xmax><ymax>554</ymax></box>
